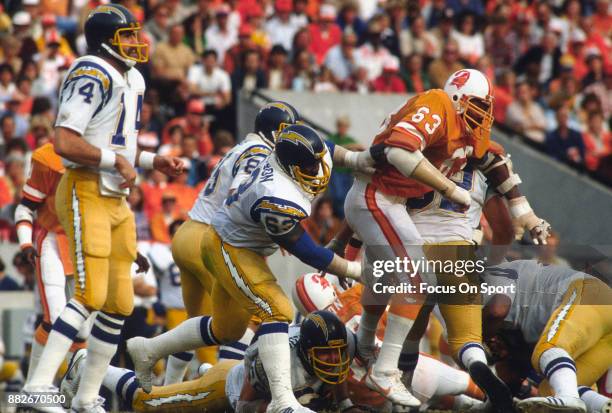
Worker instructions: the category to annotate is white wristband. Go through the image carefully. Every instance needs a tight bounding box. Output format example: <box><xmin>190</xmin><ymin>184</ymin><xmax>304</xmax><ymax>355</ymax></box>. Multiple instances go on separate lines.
<box><xmin>338</xmin><ymin>398</ymin><xmax>354</xmax><ymax>411</ymax></box>
<box><xmin>509</xmin><ymin>198</ymin><xmax>533</xmax><ymax>219</ymax></box>
<box><xmin>99</xmin><ymin>149</ymin><xmax>116</xmax><ymax>170</ymax></box>
<box><xmin>16</xmin><ymin>222</ymin><xmax>33</xmax><ymax>248</ymax></box>
<box><xmin>345</xmin><ymin>260</ymin><xmax>362</xmax><ymax>281</ymax></box>
<box><xmin>138</xmin><ymin>151</ymin><xmax>156</xmax><ymax>170</ymax></box>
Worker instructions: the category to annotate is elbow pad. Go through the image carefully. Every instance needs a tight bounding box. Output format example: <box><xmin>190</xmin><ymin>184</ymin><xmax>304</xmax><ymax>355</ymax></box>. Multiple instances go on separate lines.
<box><xmin>15</xmin><ymin>204</ymin><xmax>35</xmax><ymax>247</ymax></box>
<box><xmin>385</xmin><ymin>147</ymin><xmax>425</xmax><ymax>177</ymax></box>
<box><xmin>284</xmin><ymin>231</ymin><xmax>335</xmax><ymax>270</ymax></box>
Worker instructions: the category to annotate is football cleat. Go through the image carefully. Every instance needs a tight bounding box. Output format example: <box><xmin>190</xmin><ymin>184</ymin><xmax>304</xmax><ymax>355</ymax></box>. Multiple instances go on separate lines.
<box><xmin>468</xmin><ymin>361</ymin><xmax>514</xmax><ymax>413</ymax></box>
<box><xmin>265</xmin><ymin>400</ymin><xmax>316</xmax><ymax>413</ymax></box>
<box><xmin>60</xmin><ymin>349</ymin><xmax>87</xmax><ymax>409</ymax></box>
<box><xmin>601</xmin><ymin>398</ymin><xmax>612</xmax><ymax>413</ymax></box>
<box><xmin>70</xmin><ymin>396</ymin><xmax>106</xmax><ymax>413</ymax></box>
<box><xmin>365</xmin><ymin>367</ymin><xmax>421</xmax><ymax>407</ymax></box>
<box><xmin>20</xmin><ymin>385</ymin><xmax>66</xmax><ymax>413</ymax></box>
<box><xmin>126</xmin><ymin>336</ymin><xmax>156</xmax><ymax>393</ymax></box>
<box><xmin>517</xmin><ymin>396</ymin><xmax>586</xmax><ymax>413</ymax></box>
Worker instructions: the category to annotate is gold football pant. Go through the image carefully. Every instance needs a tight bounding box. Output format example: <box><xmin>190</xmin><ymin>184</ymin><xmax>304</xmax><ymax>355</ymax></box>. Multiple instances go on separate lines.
<box><xmin>55</xmin><ymin>169</ymin><xmax>136</xmax><ymax>316</ymax></box>
<box><xmin>132</xmin><ymin>360</ymin><xmax>238</xmax><ymax>412</ymax></box>
<box><xmin>201</xmin><ymin>227</ymin><xmax>293</xmax><ymax>343</ymax></box>
<box><xmin>407</xmin><ymin>241</ymin><xmax>482</xmax><ymax>360</ymax></box>
<box><xmin>532</xmin><ymin>278</ymin><xmax>612</xmax><ymax>395</ymax></box>
<box><xmin>171</xmin><ymin>219</ymin><xmax>217</xmax><ymax>363</ymax></box>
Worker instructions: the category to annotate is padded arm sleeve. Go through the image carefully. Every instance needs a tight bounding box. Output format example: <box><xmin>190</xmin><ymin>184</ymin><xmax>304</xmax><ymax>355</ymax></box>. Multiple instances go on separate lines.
<box><xmin>271</xmin><ymin>225</ymin><xmax>335</xmax><ymax>270</ymax></box>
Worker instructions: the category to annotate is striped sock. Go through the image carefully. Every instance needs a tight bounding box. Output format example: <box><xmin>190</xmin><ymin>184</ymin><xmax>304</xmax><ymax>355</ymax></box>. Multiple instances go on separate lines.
<box><xmin>73</xmin><ymin>312</ymin><xmax>125</xmax><ymax>408</ymax></box>
<box><xmin>540</xmin><ymin>348</ymin><xmax>578</xmax><ymax>398</ymax></box>
<box><xmin>163</xmin><ymin>351</ymin><xmax>194</xmax><ymax>385</ymax></box>
<box><xmin>27</xmin><ymin>299</ymin><xmax>90</xmax><ymax>387</ymax></box>
<box><xmin>102</xmin><ymin>366</ymin><xmax>139</xmax><ymax>406</ymax></box>
<box><xmin>147</xmin><ymin>316</ymin><xmax>219</xmax><ymax>361</ymax></box>
<box><xmin>459</xmin><ymin>342</ymin><xmax>488</xmax><ymax>369</ymax></box>
<box><xmin>219</xmin><ymin>328</ymin><xmax>255</xmax><ymax>361</ymax></box>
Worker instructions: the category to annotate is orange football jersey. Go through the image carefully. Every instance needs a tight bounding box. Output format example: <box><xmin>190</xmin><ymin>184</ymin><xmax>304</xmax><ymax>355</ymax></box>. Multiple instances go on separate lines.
<box><xmin>371</xmin><ymin>89</ymin><xmax>478</xmax><ymax>198</ymax></box>
<box><xmin>23</xmin><ymin>143</ymin><xmax>73</xmax><ymax>275</ymax></box>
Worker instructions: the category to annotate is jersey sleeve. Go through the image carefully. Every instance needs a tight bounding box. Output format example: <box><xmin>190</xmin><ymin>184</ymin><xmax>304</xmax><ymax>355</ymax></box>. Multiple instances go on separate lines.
<box><xmin>229</xmin><ymin>145</ymin><xmax>271</xmax><ymax>191</ymax></box>
<box><xmin>55</xmin><ymin>62</ymin><xmax>112</xmax><ymax>135</ymax></box>
<box><xmin>250</xmin><ymin>196</ymin><xmax>309</xmax><ymax>236</ymax></box>
<box><xmin>22</xmin><ymin>159</ymin><xmax>53</xmax><ymax>204</ymax></box>
<box><xmin>387</xmin><ymin>91</ymin><xmax>446</xmax><ymax>152</ymax></box>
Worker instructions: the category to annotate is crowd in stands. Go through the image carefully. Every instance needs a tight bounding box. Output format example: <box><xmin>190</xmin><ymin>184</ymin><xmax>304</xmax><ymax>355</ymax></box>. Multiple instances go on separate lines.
<box><xmin>0</xmin><ymin>0</ymin><xmax>610</xmax><ymax>251</ymax></box>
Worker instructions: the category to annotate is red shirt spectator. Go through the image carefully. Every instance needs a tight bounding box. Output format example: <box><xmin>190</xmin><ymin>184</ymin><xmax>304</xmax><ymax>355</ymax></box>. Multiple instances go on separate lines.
<box><xmin>308</xmin><ymin>5</ymin><xmax>342</xmax><ymax>66</ymax></box>
<box><xmin>583</xmin><ymin>112</ymin><xmax>612</xmax><ymax>171</ymax></box>
<box><xmin>371</xmin><ymin>57</ymin><xmax>406</xmax><ymax>93</ymax></box>
<box><xmin>161</xmin><ymin>100</ymin><xmax>213</xmax><ymax>156</ymax></box>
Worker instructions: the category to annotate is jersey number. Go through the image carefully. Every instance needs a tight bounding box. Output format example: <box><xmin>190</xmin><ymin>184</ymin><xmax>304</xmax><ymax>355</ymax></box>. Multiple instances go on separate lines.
<box><xmin>411</xmin><ymin>107</ymin><xmax>441</xmax><ymax>135</ymax></box>
<box><xmin>78</xmin><ymin>82</ymin><xmax>95</xmax><ymax>104</ymax></box>
<box><xmin>169</xmin><ymin>264</ymin><xmax>181</xmax><ymax>287</ymax></box>
<box><xmin>110</xmin><ymin>93</ymin><xmax>144</xmax><ymax>147</ymax></box>
<box><xmin>408</xmin><ymin>170</ymin><xmax>474</xmax><ymax>213</ymax></box>
<box><xmin>264</xmin><ymin>215</ymin><xmax>295</xmax><ymax>235</ymax></box>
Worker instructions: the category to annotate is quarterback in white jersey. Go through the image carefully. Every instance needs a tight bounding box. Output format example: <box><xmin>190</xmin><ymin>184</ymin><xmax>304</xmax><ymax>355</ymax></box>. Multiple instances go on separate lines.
<box><xmin>23</xmin><ymin>5</ymin><xmax>183</xmax><ymax>412</ymax></box>
<box><xmin>482</xmin><ymin>261</ymin><xmax>612</xmax><ymax>413</ymax></box>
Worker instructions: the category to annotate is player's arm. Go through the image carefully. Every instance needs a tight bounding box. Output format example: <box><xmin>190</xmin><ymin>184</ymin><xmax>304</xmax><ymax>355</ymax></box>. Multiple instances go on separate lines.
<box><xmin>482</xmin><ymin>294</ymin><xmax>511</xmax><ymax>340</ymax></box>
<box><xmin>134</xmin><ymin>147</ymin><xmax>184</xmax><ymax>177</ymax></box>
<box><xmin>474</xmin><ymin>149</ymin><xmax>551</xmax><ymax>244</ymax></box>
<box><xmin>331</xmin><ymin>144</ymin><xmax>376</xmax><ymax>175</ymax></box>
<box><xmin>236</xmin><ymin>369</ymin><xmax>267</xmax><ymax>413</ymax></box>
<box><xmin>269</xmin><ymin>223</ymin><xmax>361</xmax><ymax>281</ymax></box>
<box><xmin>15</xmin><ymin>198</ymin><xmax>41</xmax><ymax>265</ymax></box>
<box><xmin>229</xmin><ymin>147</ymin><xmax>271</xmax><ymax>192</ymax></box>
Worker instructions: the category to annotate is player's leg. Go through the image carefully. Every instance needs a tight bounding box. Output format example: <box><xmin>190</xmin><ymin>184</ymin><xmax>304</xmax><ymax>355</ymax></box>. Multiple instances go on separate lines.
<box><xmin>71</xmin><ymin>200</ymin><xmax>137</xmax><ymax>410</ymax></box>
<box><xmin>578</xmin><ymin>386</ymin><xmax>612</xmax><ymax>413</ymax></box>
<box><xmin>163</xmin><ymin>308</ymin><xmax>194</xmax><ymax>385</ymax></box>
<box><xmin>519</xmin><ymin>278</ymin><xmax>612</xmax><ymax>412</ymax></box>
<box><xmin>25</xmin><ymin>172</ymin><xmax>110</xmax><ymax>394</ymax></box>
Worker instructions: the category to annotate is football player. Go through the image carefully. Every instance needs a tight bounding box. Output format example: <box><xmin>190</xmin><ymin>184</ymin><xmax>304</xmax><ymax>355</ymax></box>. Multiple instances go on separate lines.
<box><xmin>15</xmin><ymin>143</ymin><xmax>91</xmax><ymax>386</ymax></box>
<box><xmin>293</xmin><ymin>273</ymin><xmax>486</xmax><ymax>412</ymax></box>
<box><xmin>127</xmin><ymin>124</ymin><xmax>373</xmax><ymax>412</ymax></box>
<box><xmin>164</xmin><ymin>101</ymin><xmax>302</xmax><ymax>379</ymax></box>
<box><xmin>482</xmin><ymin>261</ymin><xmax>612</xmax><ymax>413</ymax></box>
<box><xmin>23</xmin><ymin>5</ymin><xmax>183</xmax><ymax>413</ymax></box>
<box><xmin>342</xmin><ymin>68</ymin><xmax>494</xmax><ymax>408</ymax></box>
<box><xmin>64</xmin><ymin>311</ymin><xmax>364</xmax><ymax>413</ymax></box>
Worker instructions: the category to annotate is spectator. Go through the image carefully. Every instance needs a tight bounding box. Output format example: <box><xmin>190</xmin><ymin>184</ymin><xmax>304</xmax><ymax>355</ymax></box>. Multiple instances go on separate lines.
<box><xmin>429</xmin><ymin>7</ymin><xmax>455</xmax><ymax>54</ymax></box>
<box><xmin>591</xmin><ymin>0</ymin><xmax>611</xmax><ymax>40</ymax></box>
<box><xmin>169</xmin><ymin>158</ymin><xmax>198</xmax><ymax>213</ymax></box>
<box><xmin>446</xmin><ymin>0</ymin><xmax>484</xmax><ymax>17</ymax></box>
<box><xmin>505</xmin><ymin>81</ymin><xmax>547</xmax><ymax>144</ymax></box>
<box><xmin>313</xmin><ymin>66</ymin><xmax>338</xmax><ymax>93</ymax></box>
<box><xmin>371</xmin><ymin>56</ymin><xmax>406</xmax><ymax>93</ymax></box>
<box><xmin>0</xmin><ymin>257</ymin><xmax>21</xmax><ymax>290</ymax></box>
<box><xmin>324</xmin><ymin>29</ymin><xmax>357</xmax><ymax>85</ymax></box>
<box><xmin>150</xmin><ymin>192</ymin><xmax>182</xmax><ymax>244</ymax></box>
<box><xmin>0</xmin><ymin>63</ymin><xmax>16</xmax><ymax>109</ymax></box>
<box><xmin>205</xmin><ymin>5</ymin><xmax>238</xmax><ymax>62</ymax></box>
<box><xmin>582</xmin><ymin>53</ymin><xmax>605</xmax><ymax>89</ymax></box>
<box><xmin>128</xmin><ymin>186</ymin><xmax>152</xmax><ymax>241</ymax></box>
<box><xmin>583</xmin><ymin>111</ymin><xmax>611</xmax><ymax>172</ymax></box>
<box><xmin>515</xmin><ymin>30</ymin><xmax>562</xmax><ymax>87</ymax></box>
<box><xmin>0</xmin><ymin>113</ymin><xmax>17</xmax><ymax>148</ymax></box>
<box><xmin>266</xmin><ymin>45</ymin><xmax>292</xmax><ymax>90</ymax></box>
<box><xmin>308</xmin><ymin>4</ymin><xmax>342</xmax><ymax>66</ymax></box>
<box><xmin>336</xmin><ymin>1</ymin><xmax>367</xmax><ymax>42</ymax></box>
<box><xmin>158</xmin><ymin>124</ymin><xmax>184</xmax><ymax>158</ymax></box>
<box><xmin>291</xmin><ymin>0</ymin><xmax>309</xmax><ymax>28</ymax></box>
<box><xmin>187</xmin><ymin>49</ymin><xmax>232</xmax><ymax>131</ymax></box>
<box><xmin>144</xmin><ymin>4</ymin><xmax>171</xmax><ymax>46</ymax></box>
<box><xmin>151</xmin><ymin>24</ymin><xmax>196</xmax><ymax>84</ymax></box>
<box><xmin>326</xmin><ymin>115</ymin><xmax>362</xmax><ymax>217</ymax></box>
<box><xmin>231</xmin><ymin>49</ymin><xmax>267</xmax><ymax>93</ymax></box>
<box><xmin>401</xmin><ymin>53</ymin><xmax>430</xmax><ymax>93</ymax></box>
<box><xmin>493</xmin><ymin>69</ymin><xmax>515</xmax><ymax>124</ymax></box>
<box><xmin>302</xmin><ymin>197</ymin><xmax>341</xmax><ymax>245</ymax></box>
<box><xmin>399</xmin><ymin>15</ymin><xmax>438</xmax><ymax>60</ymax></box>
<box><xmin>428</xmin><ymin>39</ymin><xmax>464</xmax><ymax>89</ymax></box>
<box><xmin>24</xmin><ymin>114</ymin><xmax>52</xmax><ymax>149</ymax></box>
<box><xmin>13</xmin><ymin>76</ymin><xmax>33</xmax><ymax>116</ymax></box>
<box><xmin>35</xmin><ymin>14</ymin><xmax>74</xmax><ymax>61</ymax></box>
<box><xmin>223</xmin><ymin>24</ymin><xmax>264</xmax><ymax>75</ymax></box>
<box><xmin>139</xmin><ymin>100</ymin><xmax>163</xmax><ymax>141</ymax></box>
<box><xmin>288</xmin><ymin>49</ymin><xmax>314</xmax><ymax>91</ymax></box>
<box><xmin>182</xmin><ymin>0</ymin><xmax>212</xmax><ymax>56</ymax></box>
<box><xmin>346</xmin><ymin>66</ymin><xmax>371</xmax><ymax>94</ymax></box>
<box><xmin>265</xmin><ymin>0</ymin><xmax>305</xmax><ymax>52</ymax></box>
<box><xmin>2</xmin><ymin>36</ymin><xmax>23</xmax><ymax>75</ymax></box>
<box><xmin>141</xmin><ymin>169</ymin><xmax>169</xmax><ymax>219</ymax></box>
<box><xmin>245</xmin><ymin>4</ymin><xmax>270</xmax><ymax>50</ymax></box>
<box><xmin>451</xmin><ymin>12</ymin><xmax>484</xmax><ymax>65</ymax></box>
<box><xmin>545</xmin><ymin>104</ymin><xmax>585</xmax><ymax>166</ymax></box>
<box><xmin>485</xmin><ymin>15</ymin><xmax>517</xmax><ymax>71</ymax></box>
<box><xmin>355</xmin><ymin>20</ymin><xmax>392</xmax><ymax>81</ymax></box>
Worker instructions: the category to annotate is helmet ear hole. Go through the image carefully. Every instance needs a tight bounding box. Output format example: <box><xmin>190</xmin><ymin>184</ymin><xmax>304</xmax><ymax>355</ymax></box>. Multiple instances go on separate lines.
<box><xmin>453</xmin><ymin>95</ymin><xmax>459</xmax><ymax>101</ymax></box>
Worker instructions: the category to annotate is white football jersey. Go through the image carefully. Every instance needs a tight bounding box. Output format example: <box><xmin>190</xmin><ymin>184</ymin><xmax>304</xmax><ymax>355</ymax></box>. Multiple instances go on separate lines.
<box><xmin>189</xmin><ymin>134</ymin><xmax>271</xmax><ymax>224</ymax></box>
<box><xmin>482</xmin><ymin>260</ymin><xmax>591</xmax><ymax>343</ymax></box>
<box><xmin>55</xmin><ymin>55</ymin><xmax>146</xmax><ymax>196</ymax></box>
<box><xmin>212</xmin><ymin>156</ymin><xmax>319</xmax><ymax>256</ymax></box>
<box><xmin>148</xmin><ymin>243</ymin><xmax>184</xmax><ymax>310</ymax></box>
<box><xmin>225</xmin><ymin>325</ymin><xmax>356</xmax><ymax>410</ymax></box>
<box><xmin>408</xmin><ymin>164</ymin><xmax>487</xmax><ymax>243</ymax></box>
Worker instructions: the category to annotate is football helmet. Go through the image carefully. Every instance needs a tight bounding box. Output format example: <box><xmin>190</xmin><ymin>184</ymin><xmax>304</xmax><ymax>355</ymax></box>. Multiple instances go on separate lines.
<box><xmin>254</xmin><ymin>101</ymin><xmax>300</xmax><ymax>146</ymax></box>
<box><xmin>275</xmin><ymin>124</ymin><xmax>331</xmax><ymax>196</ymax></box>
<box><xmin>298</xmin><ymin>310</ymin><xmax>350</xmax><ymax>385</ymax></box>
<box><xmin>443</xmin><ymin>69</ymin><xmax>494</xmax><ymax>157</ymax></box>
<box><xmin>84</xmin><ymin>4</ymin><xmax>148</xmax><ymax>67</ymax></box>
<box><xmin>292</xmin><ymin>273</ymin><xmax>337</xmax><ymax>316</ymax></box>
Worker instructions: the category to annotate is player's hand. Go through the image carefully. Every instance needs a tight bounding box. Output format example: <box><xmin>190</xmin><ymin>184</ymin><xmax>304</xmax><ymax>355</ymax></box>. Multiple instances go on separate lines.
<box><xmin>325</xmin><ymin>238</ymin><xmax>346</xmax><ymax>257</ymax></box>
<box><xmin>509</xmin><ymin>197</ymin><xmax>551</xmax><ymax>244</ymax></box>
<box><xmin>21</xmin><ymin>245</ymin><xmax>38</xmax><ymax>266</ymax></box>
<box><xmin>116</xmin><ymin>154</ymin><xmax>138</xmax><ymax>189</ymax></box>
<box><xmin>154</xmin><ymin>155</ymin><xmax>184</xmax><ymax>177</ymax></box>
<box><xmin>442</xmin><ymin>184</ymin><xmax>471</xmax><ymax>212</ymax></box>
<box><xmin>134</xmin><ymin>251</ymin><xmax>150</xmax><ymax>274</ymax></box>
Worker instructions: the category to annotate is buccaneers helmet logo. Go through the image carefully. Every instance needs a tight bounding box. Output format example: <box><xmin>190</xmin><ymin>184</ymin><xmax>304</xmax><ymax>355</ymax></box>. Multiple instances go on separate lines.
<box><xmin>450</xmin><ymin>70</ymin><xmax>471</xmax><ymax>89</ymax></box>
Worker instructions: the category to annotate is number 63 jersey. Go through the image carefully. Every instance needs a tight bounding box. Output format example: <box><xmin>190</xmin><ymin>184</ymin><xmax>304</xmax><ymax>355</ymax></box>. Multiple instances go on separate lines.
<box><xmin>55</xmin><ymin>55</ymin><xmax>145</xmax><ymax>196</ymax></box>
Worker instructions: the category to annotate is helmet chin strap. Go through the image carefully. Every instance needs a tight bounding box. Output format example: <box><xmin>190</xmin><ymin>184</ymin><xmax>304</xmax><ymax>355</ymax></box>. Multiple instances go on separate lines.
<box><xmin>101</xmin><ymin>43</ymin><xmax>136</xmax><ymax>68</ymax></box>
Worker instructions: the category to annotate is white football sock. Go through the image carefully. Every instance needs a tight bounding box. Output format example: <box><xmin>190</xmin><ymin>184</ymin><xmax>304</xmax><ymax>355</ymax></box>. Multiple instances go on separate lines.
<box><xmin>219</xmin><ymin>328</ymin><xmax>255</xmax><ymax>361</ymax></box>
<box><xmin>357</xmin><ymin>310</ymin><xmax>381</xmax><ymax>349</ymax></box>
<box><xmin>27</xmin><ymin>300</ymin><xmax>89</xmax><ymax>388</ymax></box>
<box><xmin>579</xmin><ymin>386</ymin><xmax>609</xmax><ymax>413</ymax></box>
<box><xmin>25</xmin><ymin>339</ymin><xmax>44</xmax><ymax>384</ymax></box>
<box><xmin>164</xmin><ymin>351</ymin><xmax>194</xmax><ymax>385</ymax></box>
<box><xmin>102</xmin><ymin>366</ymin><xmax>139</xmax><ymax>406</ymax></box>
<box><xmin>257</xmin><ymin>322</ymin><xmax>298</xmax><ymax>407</ymax></box>
<box><xmin>72</xmin><ymin>312</ymin><xmax>124</xmax><ymax>408</ymax></box>
<box><xmin>374</xmin><ymin>313</ymin><xmax>413</xmax><ymax>374</ymax></box>
<box><xmin>459</xmin><ymin>343</ymin><xmax>488</xmax><ymax>369</ymax></box>
<box><xmin>147</xmin><ymin>316</ymin><xmax>217</xmax><ymax>360</ymax></box>
<box><xmin>540</xmin><ymin>348</ymin><xmax>579</xmax><ymax>398</ymax></box>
